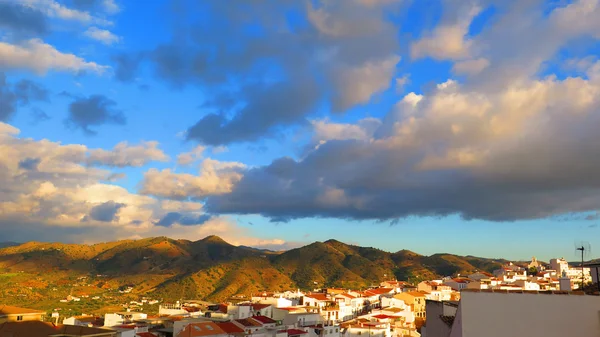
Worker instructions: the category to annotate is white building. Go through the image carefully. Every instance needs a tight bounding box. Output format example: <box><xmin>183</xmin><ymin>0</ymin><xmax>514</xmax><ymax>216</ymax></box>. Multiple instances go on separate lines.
<box><xmin>550</xmin><ymin>258</ymin><xmax>570</xmax><ymax>276</ymax></box>
<box><xmin>447</xmin><ymin>289</ymin><xmax>600</xmax><ymax>337</ymax></box>
<box><xmin>103</xmin><ymin>312</ymin><xmax>147</xmax><ymax>327</ymax></box>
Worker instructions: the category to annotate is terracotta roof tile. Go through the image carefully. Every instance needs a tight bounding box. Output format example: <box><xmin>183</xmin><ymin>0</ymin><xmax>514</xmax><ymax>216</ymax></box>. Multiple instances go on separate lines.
<box><xmin>179</xmin><ymin>322</ymin><xmax>226</xmax><ymax>337</ymax></box>
<box><xmin>251</xmin><ymin>316</ymin><xmax>276</xmax><ymax>324</ymax></box>
<box><xmin>304</xmin><ymin>294</ymin><xmax>329</xmax><ymax>301</ymax></box>
<box><xmin>287</xmin><ymin>329</ymin><xmax>308</xmax><ymax>336</ymax></box>
<box><xmin>216</xmin><ymin>322</ymin><xmax>245</xmax><ymax>334</ymax></box>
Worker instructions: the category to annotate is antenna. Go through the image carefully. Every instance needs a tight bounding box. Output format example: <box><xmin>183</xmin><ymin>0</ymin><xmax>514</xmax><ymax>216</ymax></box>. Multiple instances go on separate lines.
<box><xmin>575</xmin><ymin>241</ymin><xmax>592</xmax><ymax>290</ymax></box>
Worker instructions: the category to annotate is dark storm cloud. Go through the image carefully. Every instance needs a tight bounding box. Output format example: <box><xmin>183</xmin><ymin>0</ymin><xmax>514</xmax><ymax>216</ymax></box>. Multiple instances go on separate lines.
<box><xmin>156</xmin><ymin>212</ymin><xmax>212</xmax><ymax>227</ymax></box>
<box><xmin>111</xmin><ymin>0</ymin><xmax>401</xmax><ymax>145</ymax></box>
<box><xmin>0</xmin><ymin>2</ymin><xmax>48</xmax><ymax>37</ymax></box>
<box><xmin>89</xmin><ymin>201</ymin><xmax>126</xmax><ymax>222</ymax></box>
<box><xmin>187</xmin><ymin>78</ymin><xmax>320</xmax><ymax>145</ymax></box>
<box><xmin>0</xmin><ymin>73</ymin><xmax>48</xmax><ymax>121</ymax></box>
<box><xmin>66</xmin><ymin>95</ymin><xmax>126</xmax><ymax>135</ymax></box>
<box><xmin>204</xmin><ymin>80</ymin><xmax>600</xmax><ymax>223</ymax></box>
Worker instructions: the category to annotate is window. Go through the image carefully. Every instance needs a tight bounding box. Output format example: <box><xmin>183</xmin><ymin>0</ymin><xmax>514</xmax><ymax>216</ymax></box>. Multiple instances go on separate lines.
<box><xmin>17</xmin><ymin>316</ymin><xmax>23</xmax><ymax>321</ymax></box>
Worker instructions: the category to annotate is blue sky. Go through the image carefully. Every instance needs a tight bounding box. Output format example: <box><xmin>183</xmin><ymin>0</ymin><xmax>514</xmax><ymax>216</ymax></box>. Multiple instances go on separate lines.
<box><xmin>1</xmin><ymin>0</ymin><xmax>600</xmax><ymax>261</ymax></box>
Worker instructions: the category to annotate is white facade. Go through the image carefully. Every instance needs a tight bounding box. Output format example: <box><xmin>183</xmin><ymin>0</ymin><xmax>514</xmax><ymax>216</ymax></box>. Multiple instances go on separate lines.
<box><xmin>254</xmin><ymin>297</ymin><xmax>295</xmax><ymax>308</ymax></box>
<box><xmin>104</xmin><ymin>312</ymin><xmax>147</xmax><ymax>327</ymax></box>
<box><xmin>159</xmin><ymin>302</ymin><xmax>189</xmax><ymax>316</ymax></box>
<box><xmin>227</xmin><ymin>305</ymin><xmax>252</xmax><ymax>319</ymax></box>
<box><xmin>550</xmin><ymin>258</ymin><xmax>569</xmax><ymax>276</ymax></box>
<box><xmin>449</xmin><ymin>291</ymin><xmax>600</xmax><ymax>337</ymax></box>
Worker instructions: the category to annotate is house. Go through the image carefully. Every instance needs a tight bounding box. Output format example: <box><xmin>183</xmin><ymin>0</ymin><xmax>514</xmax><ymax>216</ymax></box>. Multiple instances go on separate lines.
<box><xmin>176</xmin><ymin>321</ymin><xmax>227</xmax><ymax>337</ymax></box>
<box><xmin>0</xmin><ymin>305</ymin><xmax>45</xmax><ymax>323</ymax></box>
<box><xmin>340</xmin><ymin>321</ymin><xmax>389</xmax><ymax>337</ymax></box>
<box><xmin>446</xmin><ymin>289</ymin><xmax>600</xmax><ymax>337</ymax></box>
<box><xmin>380</xmin><ymin>281</ymin><xmax>416</xmax><ymax>293</ymax></box>
<box><xmin>227</xmin><ymin>305</ymin><xmax>253</xmax><ymax>320</ymax></box>
<box><xmin>239</xmin><ymin>304</ymin><xmax>273</xmax><ymax>318</ymax></box>
<box><xmin>63</xmin><ymin>315</ymin><xmax>104</xmax><ymax>327</ymax></box>
<box><xmin>391</xmin><ymin>292</ymin><xmax>427</xmax><ymax>320</ymax></box>
<box><xmin>104</xmin><ymin>312</ymin><xmax>147</xmax><ymax>327</ymax></box>
<box><xmin>361</xmin><ymin>288</ymin><xmax>395</xmax><ymax>309</ymax></box>
<box><xmin>215</xmin><ymin>322</ymin><xmax>246</xmax><ymax>337</ymax></box>
<box><xmin>417</xmin><ymin>281</ymin><xmax>453</xmax><ymax>301</ymax></box>
<box><xmin>466</xmin><ymin>272</ymin><xmax>494</xmax><ymax>282</ymax></box>
<box><xmin>443</xmin><ymin>278</ymin><xmax>471</xmax><ymax>291</ymax></box>
<box><xmin>0</xmin><ymin>321</ymin><xmax>116</xmax><ymax>337</ymax></box>
<box><xmin>302</xmin><ymin>294</ymin><xmax>330</xmax><ymax>309</ymax></box>
<box><xmin>250</xmin><ymin>315</ymin><xmax>278</xmax><ymax>328</ymax></box>
<box><xmin>233</xmin><ymin>317</ymin><xmax>264</xmax><ymax>335</ymax></box>
<box><xmin>549</xmin><ymin>258</ymin><xmax>570</xmax><ymax>276</ymax></box>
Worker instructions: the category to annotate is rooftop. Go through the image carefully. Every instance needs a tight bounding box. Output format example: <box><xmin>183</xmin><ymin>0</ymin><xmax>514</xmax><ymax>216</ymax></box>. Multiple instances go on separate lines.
<box><xmin>179</xmin><ymin>322</ymin><xmax>226</xmax><ymax>337</ymax></box>
<box><xmin>251</xmin><ymin>316</ymin><xmax>277</xmax><ymax>324</ymax></box>
<box><xmin>0</xmin><ymin>305</ymin><xmax>45</xmax><ymax>316</ymax></box>
<box><xmin>0</xmin><ymin>321</ymin><xmax>113</xmax><ymax>337</ymax></box>
<box><xmin>216</xmin><ymin>322</ymin><xmax>245</xmax><ymax>334</ymax></box>
<box><xmin>304</xmin><ymin>293</ymin><xmax>329</xmax><ymax>301</ymax></box>
<box><xmin>461</xmin><ymin>289</ymin><xmax>591</xmax><ymax>295</ymax></box>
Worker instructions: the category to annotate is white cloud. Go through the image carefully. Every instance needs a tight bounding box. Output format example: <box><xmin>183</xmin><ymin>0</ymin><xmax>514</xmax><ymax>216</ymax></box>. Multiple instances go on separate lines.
<box><xmin>0</xmin><ymin>39</ymin><xmax>109</xmax><ymax>74</ymax></box>
<box><xmin>311</xmin><ymin>118</ymin><xmax>382</xmax><ymax>142</ymax></box>
<box><xmin>84</xmin><ymin>27</ymin><xmax>121</xmax><ymax>45</ymax></box>
<box><xmin>23</xmin><ymin>0</ymin><xmax>112</xmax><ymax>26</ymax></box>
<box><xmin>177</xmin><ymin>145</ymin><xmax>206</xmax><ymax>166</ymax></box>
<box><xmin>0</xmin><ymin>124</ymin><xmax>275</xmax><ymax>246</ymax></box>
<box><xmin>452</xmin><ymin>58</ymin><xmax>490</xmax><ymax>75</ymax></box>
<box><xmin>141</xmin><ymin>158</ymin><xmax>246</xmax><ymax>199</ymax></box>
<box><xmin>331</xmin><ymin>55</ymin><xmax>400</xmax><ymax>111</ymax></box>
<box><xmin>411</xmin><ymin>5</ymin><xmax>481</xmax><ymax>60</ymax></box>
<box><xmin>87</xmin><ymin>141</ymin><xmax>170</xmax><ymax>167</ymax></box>
<box><xmin>102</xmin><ymin>0</ymin><xmax>120</xmax><ymax>14</ymax></box>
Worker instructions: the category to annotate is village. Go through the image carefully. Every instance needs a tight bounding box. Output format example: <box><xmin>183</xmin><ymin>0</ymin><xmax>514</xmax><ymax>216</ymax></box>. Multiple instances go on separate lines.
<box><xmin>2</xmin><ymin>257</ymin><xmax>599</xmax><ymax>337</ymax></box>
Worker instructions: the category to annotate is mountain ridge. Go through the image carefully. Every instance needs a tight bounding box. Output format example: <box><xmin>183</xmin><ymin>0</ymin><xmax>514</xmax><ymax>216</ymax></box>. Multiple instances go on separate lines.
<box><xmin>0</xmin><ymin>236</ymin><xmax>513</xmax><ymax>308</ymax></box>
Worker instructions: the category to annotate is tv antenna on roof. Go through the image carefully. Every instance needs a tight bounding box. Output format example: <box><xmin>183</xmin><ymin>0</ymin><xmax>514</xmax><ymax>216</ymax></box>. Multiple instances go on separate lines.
<box><xmin>574</xmin><ymin>241</ymin><xmax>592</xmax><ymax>290</ymax></box>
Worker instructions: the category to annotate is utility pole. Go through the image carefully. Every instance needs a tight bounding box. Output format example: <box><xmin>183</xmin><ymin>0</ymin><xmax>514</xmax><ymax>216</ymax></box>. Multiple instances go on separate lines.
<box><xmin>577</xmin><ymin>246</ymin><xmax>585</xmax><ymax>290</ymax></box>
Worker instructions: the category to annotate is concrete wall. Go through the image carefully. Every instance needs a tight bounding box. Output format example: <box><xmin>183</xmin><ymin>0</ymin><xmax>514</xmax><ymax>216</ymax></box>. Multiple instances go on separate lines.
<box><xmin>450</xmin><ymin>291</ymin><xmax>600</xmax><ymax>337</ymax></box>
<box><xmin>422</xmin><ymin>301</ymin><xmax>456</xmax><ymax>337</ymax></box>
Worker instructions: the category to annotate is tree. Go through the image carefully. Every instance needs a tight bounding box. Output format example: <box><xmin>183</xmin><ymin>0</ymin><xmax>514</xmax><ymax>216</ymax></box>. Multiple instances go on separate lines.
<box><xmin>528</xmin><ymin>267</ymin><xmax>538</xmax><ymax>276</ymax></box>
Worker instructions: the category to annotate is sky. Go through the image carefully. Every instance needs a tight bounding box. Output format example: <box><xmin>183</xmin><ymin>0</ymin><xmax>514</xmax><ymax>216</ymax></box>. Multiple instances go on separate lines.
<box><xmin>1</xmin><ymin>0</ymin><xmax>600</xmax><ymax>261</ymax></box>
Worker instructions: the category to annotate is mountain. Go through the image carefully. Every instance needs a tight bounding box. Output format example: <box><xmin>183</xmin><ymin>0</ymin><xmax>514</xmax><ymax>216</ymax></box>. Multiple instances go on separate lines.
<box><xmin>0</xmin><ymin>242</ymin><xmax>20</xmax><ymax>249</ymax></box>
<box><xmin>0</xmin><ymin>236</ymin><xmax>506</xmax><ymax>311</ymax></box>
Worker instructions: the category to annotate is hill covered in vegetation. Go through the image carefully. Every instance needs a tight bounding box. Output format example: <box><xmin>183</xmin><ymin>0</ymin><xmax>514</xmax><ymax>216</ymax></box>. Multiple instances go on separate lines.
<box><xmin>0</xmin><ymin>236</ymin><xmax>506</xmax><ymax>312</ymax></box>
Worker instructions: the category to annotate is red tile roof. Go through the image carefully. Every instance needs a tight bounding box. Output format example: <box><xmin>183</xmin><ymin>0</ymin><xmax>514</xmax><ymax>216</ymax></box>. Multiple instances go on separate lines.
<box><xmin>338</xmin><ymin>293</ymin><xmax>356</xmax><ymax>299</ymax></box>
<box><xmin>235</xmin><ymin>318</ymin><xmax>262</xmax><ymax>327</ymax></box>
<box><xmin>304</xmin><ymin>293</ymin><xmax>328</xmax><ymax>301</ymax></box>
<box><xmin>137</xmin><ymin>333</ymin><xmax>157</xmax><ymax>337</ymax></box>
<box><xmin>371</xmin><ymin>314</ymin><xmax>393</xmax><ymax>319</ymax></box>
<box><xmin>251</xmin><ymin>316</ymin><xmax>277</xmax><ymax>324</ymax></box>
<box><xmin>179</xmin><ymin>322</ymin><xmax>227</xmax><ymax>337</ymax></box>
<box><xmin>287</xmin><ymin>329</ymin><xmax>308</xmax><ymax>336</ymax></box>
<box><xmin>252</xmin><ymin>304</ymin><xmax>272</xmax><ymax>310</ymax></box>
<box><xmin>364</xmin><ymin>288</ymin><xmax>394</xmax><ymax>296</ymax></box>
<box><xmin>216</xmin><ymin>322</ymin><xmax>245</xmax><ymax>334</ymax></box>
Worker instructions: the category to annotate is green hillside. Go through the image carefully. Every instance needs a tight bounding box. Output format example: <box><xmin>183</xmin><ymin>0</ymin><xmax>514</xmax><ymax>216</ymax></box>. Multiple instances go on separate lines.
<box><xmin>0</xmin><ymin>236</ymin><xmax>506</xmax><ymax>313</ymax></box>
